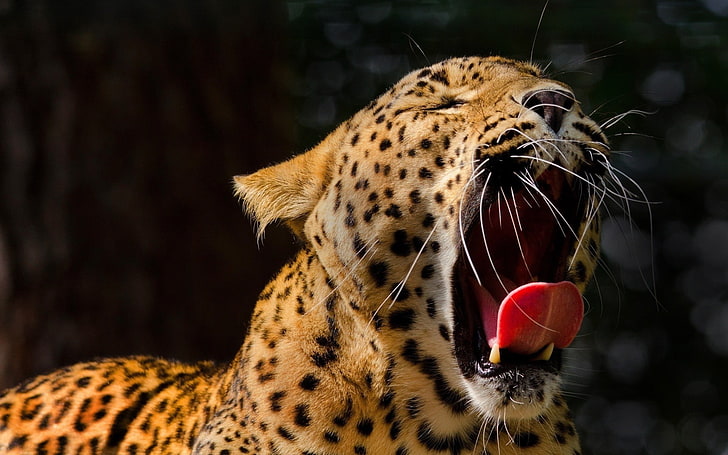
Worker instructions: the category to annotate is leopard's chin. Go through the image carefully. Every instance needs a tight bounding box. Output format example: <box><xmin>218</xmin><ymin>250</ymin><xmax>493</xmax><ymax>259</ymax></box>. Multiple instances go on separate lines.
<box><xmin>451</xmin><ymin>164</ymin><xmax>586</xmax><ymax>418</ymax></box>
<box><xmin>453</xmin><ymin>272</ymin><xmax>564</xmax><ymax>420</ymax></box>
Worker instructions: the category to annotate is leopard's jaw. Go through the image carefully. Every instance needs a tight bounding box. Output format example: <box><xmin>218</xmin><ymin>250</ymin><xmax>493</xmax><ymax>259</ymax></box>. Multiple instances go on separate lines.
<box><xmin>0</xmin><ymin>56</ymin><xmax>610</xmax><ymax>455</ymax></box>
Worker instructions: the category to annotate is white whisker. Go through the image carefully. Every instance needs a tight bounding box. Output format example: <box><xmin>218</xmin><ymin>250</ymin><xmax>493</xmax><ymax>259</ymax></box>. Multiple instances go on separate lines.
<box><xmin>369</xmin><ymin>221</ymin><xmax>440</xmax><ymax>326</ymax></box>
<box><xmin>569</xmin><ymin>179</ymin><xmax>607</xmax><ymax>268</ymax></box>
<box><xmin>307</xmin><ymin>238</ymin><xmax>380</xmax><ymax>315</ymax></box>
<box><xmin>387</xmin><ymin>222</ymin><xmax>440</xmax><ymax>309</ymax></box>
<box><xmin>600</xmin><ymin>108</ymin><xmax>654</xmax><ymax>130</ymax></box>
<box><xmin>504</xmin><ymin>186</ymin><xmax>533</xmax><ymax>279</ymax></box>
<box><xmin>459</xmin><ymin>157</ymin><xmax>492</xmax><ymax>286</ymax></box>
<box><xmin>497</xmin><ymin>189</ymin><xmax>504</xmax><ymax>228</ymax></box>
<box><xmin>479</xmin><ymin>173</ymin><xmax>508</xmax><ymax>295</ymax></box>
<box><xmin>529</xmin><ymin>0</ymin><xmax>549</xmax><ymax>65</ymax></box>
<box><xmin>516</xmin><ymin>173</ymin><xmax>572</xmax><ymax>238</ymax></box>
<box><xmin>513</xmin><ymin>154</ymin><xmax>649</xmax><ymax>207</ymax></box>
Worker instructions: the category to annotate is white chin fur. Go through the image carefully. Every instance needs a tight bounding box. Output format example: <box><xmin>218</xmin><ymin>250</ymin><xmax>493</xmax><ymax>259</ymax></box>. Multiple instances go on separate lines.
<box><xmin>463</xmin><ymin>373</ymin><xmax>561</xmax><ymax>421</ymax></box>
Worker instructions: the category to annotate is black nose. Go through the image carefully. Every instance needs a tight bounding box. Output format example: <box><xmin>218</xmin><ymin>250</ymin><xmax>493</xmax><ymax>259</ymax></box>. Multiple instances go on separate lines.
<box><xmin>522</xmin><ymin>90</ymin><xmax>574</xmax><ymax>133</ymax></box>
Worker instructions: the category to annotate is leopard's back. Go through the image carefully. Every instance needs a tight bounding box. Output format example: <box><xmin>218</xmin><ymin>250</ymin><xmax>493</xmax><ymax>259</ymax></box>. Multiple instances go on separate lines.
<box><xmin>0</xmin><ymin>357</ymin><xmax>221</xmax><ymax>454</ymax></box>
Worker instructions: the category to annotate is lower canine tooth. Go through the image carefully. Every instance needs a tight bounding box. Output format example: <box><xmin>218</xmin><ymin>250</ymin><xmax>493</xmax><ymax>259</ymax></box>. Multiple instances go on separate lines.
<box><xmin>489</xmin><ymin>345</ymin><xmax>501</xmax><ymax>364</ymax></box>
<box><xmin>535</xmin><ymin>343</ymin><xmax>555</xmax><ymax>361</ymax></box>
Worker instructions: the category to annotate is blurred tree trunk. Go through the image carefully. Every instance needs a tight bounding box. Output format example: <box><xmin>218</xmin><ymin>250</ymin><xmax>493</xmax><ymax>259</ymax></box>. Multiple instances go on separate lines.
<box><xmin>0</xmin><ymin>0</ymin><xmax>293</xmax><ymax>389</ymax></box>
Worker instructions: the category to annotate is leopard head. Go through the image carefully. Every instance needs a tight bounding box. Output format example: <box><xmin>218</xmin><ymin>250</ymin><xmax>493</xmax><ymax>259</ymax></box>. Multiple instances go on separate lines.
<box><xmin>235</xmin><ymin>56</ymin><xmax>608</xmax><ymax>425</ymax></box>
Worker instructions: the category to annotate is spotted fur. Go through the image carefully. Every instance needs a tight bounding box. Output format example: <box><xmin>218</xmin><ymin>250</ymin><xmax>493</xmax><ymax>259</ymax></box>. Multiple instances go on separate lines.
<box><xmin>0</xmin><ymin>56</ymin><xmax>611</xmax><ymax>454</ymax></box>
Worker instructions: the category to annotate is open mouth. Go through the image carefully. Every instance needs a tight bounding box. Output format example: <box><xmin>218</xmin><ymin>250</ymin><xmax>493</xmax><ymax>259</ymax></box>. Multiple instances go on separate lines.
<box><xmin>453</xmin><ymin>165</ymin><xmax>586</xmax><ymax>379</ymax></box>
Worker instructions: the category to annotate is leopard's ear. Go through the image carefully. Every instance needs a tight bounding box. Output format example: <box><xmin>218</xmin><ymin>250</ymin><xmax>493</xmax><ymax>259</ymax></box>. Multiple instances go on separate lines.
<box><xmin>234</xmin><ymin>126</ymin><xmax>345</xmax><ymax>240</ymax></box>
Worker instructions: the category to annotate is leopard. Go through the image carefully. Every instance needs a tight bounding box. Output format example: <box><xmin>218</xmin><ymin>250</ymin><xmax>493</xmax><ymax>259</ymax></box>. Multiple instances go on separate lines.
<box><xmin>0</xmin><ymin>56</ymin><xmax>612</xmax><ymax>454</ymax></box>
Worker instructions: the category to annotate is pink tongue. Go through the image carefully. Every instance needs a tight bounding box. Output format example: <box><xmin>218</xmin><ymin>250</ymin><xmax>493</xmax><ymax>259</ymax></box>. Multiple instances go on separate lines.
<box><xmin>479</xmin><ymin>281</ymin><xmax>584</xmax><ymax>356</ymax></box>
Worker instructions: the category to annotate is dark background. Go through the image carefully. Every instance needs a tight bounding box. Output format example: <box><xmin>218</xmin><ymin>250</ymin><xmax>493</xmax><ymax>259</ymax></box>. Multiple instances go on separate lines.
<box><xmin>1</xmin><ymin>1</ymin><xmax>727</xmax><ymax>454</ymax></box>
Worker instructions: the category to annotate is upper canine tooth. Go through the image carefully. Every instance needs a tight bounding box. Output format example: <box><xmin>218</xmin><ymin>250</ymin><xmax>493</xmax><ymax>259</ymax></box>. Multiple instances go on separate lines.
<box><xmin>489</xmin><ymin>345</ymin><xmax>501</xmax><ymax>364</ymax></box>
<box><xmin>535</xmin><ymin>343</ymin><xmax>555</xmax><ymax>361</ymax></box>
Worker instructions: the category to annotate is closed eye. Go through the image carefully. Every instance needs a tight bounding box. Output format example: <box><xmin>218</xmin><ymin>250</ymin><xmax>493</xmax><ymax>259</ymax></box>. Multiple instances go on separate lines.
<box><xmin>425</xmin><ymin>98</ymin><xmax>466</xmax><ymax>111</ymax></box>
